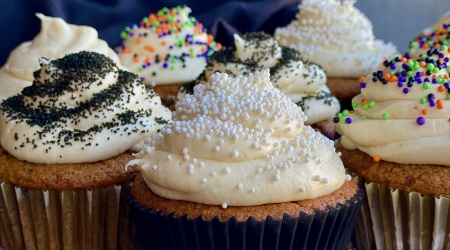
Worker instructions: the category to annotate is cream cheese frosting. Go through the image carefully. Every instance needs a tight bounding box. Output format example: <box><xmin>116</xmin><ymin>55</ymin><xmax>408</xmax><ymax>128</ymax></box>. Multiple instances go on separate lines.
<box><xmin>274</xmin><ymin>0</ymin><xmax>397</xmax><ymax>78</ymax></box>
<box><xmin>179</xmin><ymin>32</ymin><xmax>340</xmax><ymax>125</ymax></box>
<box><xmin>128</xmin><ymin>69</ymin><xmax>346</xmax><ymax>206</ymax></box>
<box><xmin>116</xmin><ymin>6</ymin><xmax>220</xmax><ymax>86</ymax></box>
<box><xmin>0</xmin><ymin>13</ymin><xmax>121</xmax><ymax>101</ymax></box>
<box><xmin>0</xmin><ymin>51</ymin><xmax>171</xmax><ymax>164</ymax></box>
<box><xmin>336</xmin><ymin>49</ymin><xmax>450</xmax><ymax>165</ymax></box>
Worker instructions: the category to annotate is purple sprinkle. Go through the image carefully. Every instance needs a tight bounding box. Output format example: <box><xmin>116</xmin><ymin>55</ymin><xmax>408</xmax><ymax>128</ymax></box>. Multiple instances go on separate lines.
<box><xmin>399</xmin><ymin>76</ymin><xmax>405</xmax><ymax>82</ymax></box>
<box><xmin>402</xmin><ymin>63</ymin><xmax>407</xmax><ymax>69</ymax></box>
<box><xmin>446</xmin><ymin>58</ymin><xmax>450</xmax><ymax>62</ymax></box>
<box><xmin>424</xmin><ymin>78</ymin><xmax>430</xmax><ymax>82</ymax></box>
<box><xmin>141</xmin><ymin>77</ymin><xmax>145</xmax><ymax>81</ymax></box>
<box><xmin>345</xmin><ymin>117</ymin><xmax>352</xmax><ymax>124</ymax></box>
<box><xmin>439</xmin><ymin>53</ymin><xmax>445</xmax><ymax>58</ymax></box>
<box><xmin>169</xmin><ymin>46</ymin><xmax>173</xmax><ymax>49</ymax></box>
<box><xmin>443</xmin><ymin>63</ymin><xmax>448</xmax><ymax>68</ymax></box>
<box><xmin>397</xmin><ymin>82</ymin><xmax>404</xmax><ymax>87</ymax></box>
<box><xmin>430</xmin><ymin>101</ymin><xmax>436</xmax><ymax>107</ymax></box>
<box><xmin>416</xmin><ymin>78</ymin><xmax>423</xmax><ymax>84</ymax></box>
<box><xmin>390</xmin><ymin>64</ymin><xmax>396</xmax><ymax>70</ymax></box>
<box><xmin>142</xmin><ymin>65</ymin><xmax>146</xmax><ymax>69</ymax></box>
<box><xmin>432</xmin><ymin>78</ymin><xmax>438</xmax><ymax>84</ymax></box>
<box><xmin>401</xmin><ymin>71</ymin><xmax>407</xmax><ymax>77</ymax></box>
<box><xmin>444</xmin><ymin>83</ymin><xmax>450</xmax><ymax>89</ymax></box>
<box><xmin>416</xmin><ymin>72</ymin><xmax>422</xmax><ymax>77</ymax></box>
<box><xmin>416</xmin><ymin>117</ymin><xmax>426</xmax><ymax>125</ymax></box>
<box><xmin>129</xmin><ymin>32</ymin><xmax>134</xmax><ymax>37</ymax></box>
<box><xmin>360</xmin><ymin>82</ymin><xmax>366</xmax><ymax>88</ymax></box>
<box><xmin>403</xmin><ymin>88</ymin><xmax>409</xmax><ymax>94</ymax></box>
<box><xmin>147</xmin><ymin>62</ymin><xmax>151</xmax><ymax>66</ymax></box>
<box><xmin>404</xmin><ymin>52</ymin><xmax>410</xmax><ymax>58</ymax></box>
<box><xmin>163</xmin><ymin>62</ymin><xmax>169</xmax><ymax>68</ymax></box>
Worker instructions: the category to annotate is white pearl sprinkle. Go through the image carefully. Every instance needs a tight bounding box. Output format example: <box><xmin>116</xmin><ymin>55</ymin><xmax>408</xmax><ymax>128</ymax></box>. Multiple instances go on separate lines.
<box><xmin>201</xmin><ymin>178</ymin><xmax>207</xmax><ymax>183</ymax></box>
<box><xmin>189</xmin><ymin>169</ymin><xmax>194</xmax><ymax>175</ymax></box>
<box><xmin>184</xmin><ymin>154</ymin><xmax>190</xmax><ymax>161</ymax></box>
<box><xmin>300</xmin><ymin>187</ymin><xmax>305</xmax><ymax>192</ymax></box>
<box><xmin>345</xmin><ymin>175</ymin><xmax>352</xmax><ymax>181</ymax></box>
<box><xmin>313</xmin><ymin>175</ymin><xmax>321</xmax><ymax>181</ymax></box>
<box><xmin>250</xmin><ymin>188</ymin><xmax>256</xmax><ymax>193</ymax></box>
<box><xmin>322</xmin><ymin>178</ymin><xmax>329</xmax><ymax>184</ymax></box>
<box><xmin>274</xmin><ymin>174</ymin><xmax>280</xmax><ymax>181</ymax></box>
<box><xmin>167</xmin><ymin>155</ymin><xmax>172</xmax><ymax>160</ymax></box>
<box><xmin>214</xmin><ymin>146</ymin><xmax>220</xmax><ymax>151</ymax></box>
<box><xmin>337</xmin><ymin>152</ymin><xmax>342</xmax><ymax>156</ymax></box>
<box><xmin>211</xmin><ymin>171</ymin><xmax>217</xmax><ymax>176</ymax></box>
<box><xmin>256</xmin><ymin>167</ymin><xmax>262</xmax><ymax>173</ymax></box>
<box><xmin>199</xmin><ymin>162</ymin><xmax>205</xmax><ymax>167</ymax></box>
<box><xmin>222</xmin><ymin>203</ymin><xmax>228</xmax><ymax>209</ymax></box>
<box><xmin>237</xmin><ymin>183</ymin><xmax>243</xmax><ymax>189</ymax></box>
<box><xmin>224</xmin><ymin>167</ymin><xmax>230</xmax><ymax>174</ymax></box>
<box><xmin>231</xmin><ymin>150</ymin><xmax>239</xmax><ymax>158</ymax></box>
<box><xmin>182</xmin><ymin>148</ymin><xmax>188</xmax><ymax>154</ymax></box>
<box><xmin>188</xmin><ymin>164</ymin><xmax>194</xmax><ymax>170</ymax></box>
<box><xmin>204</xmin><ymin>134</ymin><xmax>211</xmax><ymax>141</ymax></box>
<box><xmin>153</xmin><ymin>165</ymin><xmax>157</xmax><ymax>170</ymax></box>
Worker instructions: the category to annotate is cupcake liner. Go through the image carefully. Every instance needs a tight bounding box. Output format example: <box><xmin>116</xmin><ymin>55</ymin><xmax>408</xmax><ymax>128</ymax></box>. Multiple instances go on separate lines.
<box><xmin>353</xmin><ymin>180</ymin><xmax>450</xmax><ymax>250</ymax></box>
<box><xmin>0</xmin><ymin>181</ymin><xmax>135</xmax><ymax>250</ymax></box>
<box><xmin>128</xmin><ymin>189</ymin><xmax>364</xmax><ymax>250</ymax></box>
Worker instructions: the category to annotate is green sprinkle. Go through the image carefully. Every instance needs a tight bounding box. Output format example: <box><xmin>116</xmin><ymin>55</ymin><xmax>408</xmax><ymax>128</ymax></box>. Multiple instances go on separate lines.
<box><xmin>446</xmin><ymin>66</ymin><xmax>450</xmax><ymax>73</ymax></box>
<box><xmin>423</xmin><ymin>82</ymin><xmax>430</xmax><ymax>89</ymax></box>
<box><xmin>438</xmin><ymin>78</ymin><xmax>443</xmax><ymax>84</ymax></box>
<box><xmin>432</xmin><ymin>67</ymin><xmax>439</xmax><ymax>73</ymax></box>
<box><xmin>390</xmin><ymin>71</ymin><xmax>396</xmax><ymax>76</ymax></box>
<box><xmin>120</xmin><ymin>31</ymin><xmax>128</xmax><ymax>40</ymax></box>
<box><xmin>342</xmin><ymin>110</ymin><xmax>350</xmax><ymax>116</ymax></box>
<box><xmin>382</xmin><ymin>113</ymin><xmax>390</xmax><ymax>120</ymax></box>
<box><xmin>142</xmin><ymin>17</ymin><xmax>149</xmax><ymax>23</ymax></box>
<box><xmin>337</xmin><ymin>113</ymin><xmax>343</xmax><ymax>118</ymax></box>
<box><xmin>170</xmin><ymin>66</ymin><xmax>175</xmax><ymax>70</ymax></box>
<box><xmin>138</xmin><ymin>67</ymin><xmax>144</xmax><ymax>72</ymax></box>
<box><xmin>207</xmin><ymin>50</ymin><xmax>214</xmax><ymax>56</ymax></box>
<box><xmin>420</xmin><ymin>98</ymin><xmax>426</xmax><ymax>104</ymax></box>
<box><xmin>421</xmin><ymin>54</ymin><xmax>427</xmax><ymax>60</ymax></box>
<box><xmin>361</xmin><ymin>115</ymin><xmax>366</xmax><ymax>120</ymax></box>
<box><xmin>352</xmin><ymin>102</ymin><xmax>358</xmax><ymax>108</ymax></box>
<box><xmin>363</xmin><ymin>104</ymin><xmax>369</xmax><ymax>110</ymax></box>
<box><xmin>369</xmin><ymin>101</ymin><xmax>376</xmax><ymax>108</ymax></box>
<box><xmin>447</xmin><ymin>94</ymin><xmax>450</xmax><ymax>100</ymax></box>
<box><xmin>407</xmin><ymin>61</ymin><xmax>414</xmax><ymax>67</ymax></box>
<box><xmin>407</xmin><ymin>71</ymin><xmax>413</xmax><ymax>77</ymax></box>
<box><xmin>441</xmin><ymin>45</ymin><xmax>448</xmax><ymax>51</ymax></box>
<box><xmin>413</xmin><ymin>64</ymin><xmax>420</xmax><ymax>71</ymax></box>
<box><xmin>426</xmin><ymin>63</ymin><xmax>435</xmax><ymax>71</ymax></box>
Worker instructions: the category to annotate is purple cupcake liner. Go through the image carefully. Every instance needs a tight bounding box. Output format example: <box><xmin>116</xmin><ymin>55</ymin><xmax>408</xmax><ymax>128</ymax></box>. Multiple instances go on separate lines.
<box><xmin>128</xmin><ymin>188</ymin><xmax>364</xmax><ymax>250</ymax></box>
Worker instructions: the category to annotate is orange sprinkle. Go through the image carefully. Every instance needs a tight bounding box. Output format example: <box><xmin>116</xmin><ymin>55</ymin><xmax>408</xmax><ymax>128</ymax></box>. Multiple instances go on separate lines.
<box><xmin>201</xmin><ymin>47</ymin><xmax>206</xmax><ymax>53</ymax></box>
<box><xmin>350</xmin><ymin>110</ymin><xmax>355</xmax><ymax>114</ymax></box>
<box><xmin>422</xmin><ymin>109</ymin><xmax>428</xmax><ymax>115</ymax></box>
<box><xmin>401</xmin><ymin>57</ymin><xmax>408</xmax><ymax>63</ymax></box>
<box><xmin>422</xmin><ymin>71</ymin><xmax>427</xmax><ymax>76</ymax></box>
<box><xmin>216</xmin><ymin>43</ymin><xmax>222</xmax><ymax>51</ymax></box>
<box><xmin>161</xmin><ymin>40</ymin><xmax>167</xmax><ymax>46</ymax></box>
<box><xmin>419</xmin><ymin>61</ymin><xmax>426</xmax><ymax>67</ymax></box>
<box><xmin>373</xmin><ymin>155</ymin><xmax>381</xmax><ymax>162</ymax></box>
<box><xmin>149</xmin><ymin>14</ymin><xmax>157</xmax><ymax>21</ymax></box>
<box><xmin>133</xmin><ymin>56</ymin><xmax>139</xmax><ymax>63</ymax></box>
<box><xmin>359</xmin><ymin>76</ymin><xmax>365</xmax><ymax>82</ymax></box>
<box><xmin>383</xmin><ymin>73</ymin><xmax>391</xmax><ymax>81</ymax></box>
<box><xmin>448</xmin><ymin>47</ymin><xmax>450</xmax><ymax>53</ymax></box>
<box><xmin>157</xmin><ymin>55</ymin><xmax>163</xmax><ymax>61</ymax></box>
<box><xmin>432</xmin><ymin>74</ymin><xmax>438</xmax><ymax>79</ymax></box>
<box><xmin>207</xmin><ymin>34</ymin><xmax>214</xmax><ymax>43</ymax></box>
<box><xmin>435</xmin><ymin>43</ymin><xmax>441</xmax><ymax>49</ymax></box>
<box><xmin>361</xmin><ymin>99</ymin><xmax>368</xmax><ymax>105</ymax></box>
<box><xmin>145</xmin><ymin>57</ymin><xmax>150</xmax><ymax>64</ymax></box>
<box><xmin>423</xmin><ymin>43</ymin><xmax>429</xmax><ymax>49</ymax></box>
<box><xmin>135</xmin><ymin>38</ymin><xmax>141</xmax><ymax>44</ymax></box>
<box><xmin>123</xmin><ymin>47</ymin><xmax>131</xmax><ymax>54</ymax></box>
<box><xmin>438</xmin><ymin>85</ymin><xmax>446</xmax><ymax>92</ymax></box>
<box><xmin>389</xmin><ymin>76</ymin><xmax>398</xmax><ymax>82</ymax></box>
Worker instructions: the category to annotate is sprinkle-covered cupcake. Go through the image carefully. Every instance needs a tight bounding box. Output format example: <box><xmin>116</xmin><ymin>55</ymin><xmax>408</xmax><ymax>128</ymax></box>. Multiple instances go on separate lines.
<box><xmin>0</xmin><ymin>51</ymin><xmax>171</xmax><ymax>249</ymax></box>
<box><xmin>335</xmin><ymin>49</ymin><xmax>450</xmax><ymax>249</ymax></box>
<box><xmin>179</xmin><ymin>32</ymin><xmax>340</xmax><ymax>139</ymax></box>
<box><xmin>128</xmin><ymin>69</ymin><xmax>363</xmax><ymax>249</ymax></box>
<box><xmin>116</xmin><ymin>6</ymin><xmax>221</xmax><ymax>107</ymax></box>
<box><xmin>275</xmin><ymin>0</ymin><xmax>397</xmax><ymax>101</ymax></box>
<box><xmin>0</xmin><ymin>14</ymin><xmax>122</xmax><ymax>101</ymax></box>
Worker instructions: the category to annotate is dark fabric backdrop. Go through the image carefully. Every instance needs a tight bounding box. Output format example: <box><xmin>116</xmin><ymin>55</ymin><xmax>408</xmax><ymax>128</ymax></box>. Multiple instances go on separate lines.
<box><xmin>0</xmin><ymin>0</ymin><xmax>302</xmax><ymax>65</ymax></box>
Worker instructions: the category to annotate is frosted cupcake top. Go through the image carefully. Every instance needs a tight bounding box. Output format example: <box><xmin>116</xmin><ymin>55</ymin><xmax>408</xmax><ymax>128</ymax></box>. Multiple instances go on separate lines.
<box><xmin>0</xmin><ymin>51</ymin><xmax>171</xmax><ymax>164</ymax></box>
<box><xmin>274</xmin><ymin>0</ymin><xmax>396</xmax><ymax>78</ymax></box>
<box><xmin>0</xmin><ymin>14</ymin><xmax>121</xmax><ymax>101</ymax></box>
<box><xmin>116</xmin><ymin>6</ymin><xmax>221</xmax><ymax>86</ymax></box>
<box><xmin>179</xmin><ymin>32</ymin><xmax>340</xmax><ymax>125</ymax></box>
<box><xmin>129</xmin><ymin>69</ymin><xmax>346</xmax><ymax>207</ymax></box>
<box><xmin>409</xmin><ymin>23</ymin><xmax>450</xmax><ymax>59</ymax></box>
<box><xmin>336</xmin><ymin>49</ymin><xmax>450</xmax><ymax>166</ymax></box>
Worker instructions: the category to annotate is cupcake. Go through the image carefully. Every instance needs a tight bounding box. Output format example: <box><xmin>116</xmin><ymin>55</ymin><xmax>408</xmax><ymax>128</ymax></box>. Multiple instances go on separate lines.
<box><xmin>178</xmin><ymin>32</ymin><xmax>340</xmax><ymax>139</ymax></box>
<box><xmin>274</xmin><ymin>0</ymin><xmax>397</xmax><ymax>102</ymax></box>
<box><xmin>335</xmin><ymin>49</ymin><xmax>450</xmax><ymax>249</ymax></box>
<box><xmin>0</xmin><ymin>51</ymin><xmax>171</xmax><ymax>249</ymax></box>
<box><xmin>116</xmin><ymin>6</ymin><xmax>221</xmax><ymax>107</ymax></box>
<box><xmin>0</xmin><ymin>13</ymin><xmax>121</xmax><ymax>101</ymax></box>
<box><xmin>127</xmin><ymin>69</ymin><xmax>363</xmax><ymax>249</ymax></box>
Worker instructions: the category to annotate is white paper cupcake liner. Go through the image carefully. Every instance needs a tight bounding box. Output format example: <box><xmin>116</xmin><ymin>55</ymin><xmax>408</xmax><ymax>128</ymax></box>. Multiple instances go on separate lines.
<box><xmin>353</xmin><ymin>179</ymin><xmax>450</xmax><ymax>250</ymax></box>
<box><xmin>0</xmin><ymin>181</ymin><xmax>135</xmax><ymax>250</ymax></box>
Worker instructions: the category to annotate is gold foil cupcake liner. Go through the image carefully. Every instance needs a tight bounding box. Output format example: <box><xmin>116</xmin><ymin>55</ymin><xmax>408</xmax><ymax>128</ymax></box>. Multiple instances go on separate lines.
<box><xmin>0</xmin><ymin>181</ymin><xmax>135</xmax><ymax>250</ymax></box>
<box><xmin>353</xmin><ymin>179</ymin><xmax>450</xmax><ymax>250</ymax></box>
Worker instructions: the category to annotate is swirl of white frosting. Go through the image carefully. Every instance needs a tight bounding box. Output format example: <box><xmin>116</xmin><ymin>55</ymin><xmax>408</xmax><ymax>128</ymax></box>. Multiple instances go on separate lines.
<box><xmin>0</xmin><ymin>51</ymin><xmax>171</xmax><ymax>164</ymax></box>
<box><xmin>179</xmin><ymin>32</ymin><xmax>340</xmax><ymax>125</ymax></box>
<box><xmin>274</xmin><ymin>0</ymin><xmax>396</xmax><ymax>78</ymax></box>
<box><xmin>116</xmin><ymin>6</ymin><xmax>220</xmax><ymax>86</ymax></box>
<box><xmin>336</xmin><ymin>50</ymin><xmax>450</xmax><ymax>165</ymax></box>
<box><xmin>0</xmin><ymin>14</ymin><xmax>121</xmax><ymax>101</ymax></box>
<box><xmin>129</xmin><ymin>69</ymin><xmax>345</xmax><ymax>206</ymax></box>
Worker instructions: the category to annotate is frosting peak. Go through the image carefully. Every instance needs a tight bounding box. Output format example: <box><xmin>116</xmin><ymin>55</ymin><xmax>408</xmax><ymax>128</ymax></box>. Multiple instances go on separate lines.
<box><xmin>0</xmin><ymin>14</ymin><xmax>121</xmax><ymax>101</ymax></box>
<box><xmin>0</xmin><ymin>51</ymin><xmax>171</xmax><ymax>164</ymax></box>
<box><xmin>130</xmin><ymin>69</ymin><xmax>345</xmax><ymax>206</ymax></box>
<box><xmin>274</xmin><ymin>0</ymin><xmax>397</xmax><ymax>77</ymax></box>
